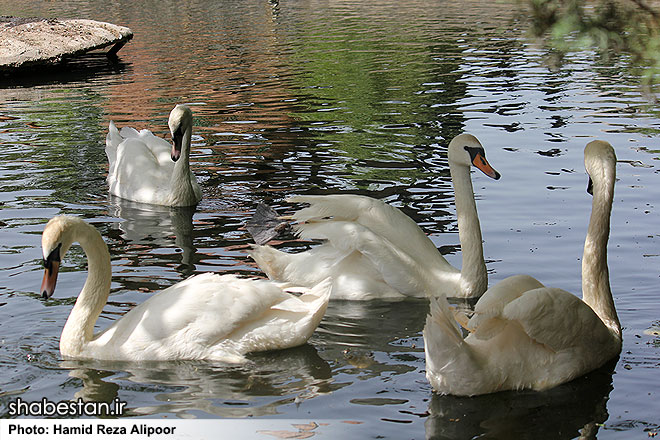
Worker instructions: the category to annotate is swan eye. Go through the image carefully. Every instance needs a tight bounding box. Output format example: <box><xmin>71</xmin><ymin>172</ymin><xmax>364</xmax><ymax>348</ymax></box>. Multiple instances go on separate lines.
<box><xmin>44</xmin><ymin>243</ymin><xmax>62</xmax><ymax>271</ymax></box>
<box><xmin>587</xmin><ymin>177</ymin><xmax>594</xmax><ymax>195</ymax></box>
<box><xmin>464</xmin><ymin>146</ymin><xmax>484</xmax><ymax>162</ymax></box>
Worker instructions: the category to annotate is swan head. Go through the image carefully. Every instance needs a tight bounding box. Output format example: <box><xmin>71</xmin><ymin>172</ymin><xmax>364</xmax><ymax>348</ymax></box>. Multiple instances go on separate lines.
<box><xmin>584</xmin><ymin>140</ymin><xmax>616</xmax><ymax>195</ymax></box>
<box><xmin>40</xmin><ymin>216</ymin><xmax>82</xmax><ymax>299</ymax></box>
<box><xmin>168</xmin><ymin>104</ymin><xmax>193</xmax><ymax>162</ymax></box>
<box><xmin>448</xmin><ymin>134</ymin><xmax>500</xmax><ymax>180</ymax></box>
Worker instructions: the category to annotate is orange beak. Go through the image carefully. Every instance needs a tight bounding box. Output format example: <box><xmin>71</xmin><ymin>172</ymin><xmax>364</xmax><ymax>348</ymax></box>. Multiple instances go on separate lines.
<box><xmin>472</xmin><ymin>152</ymin><xmax>501</xmax><ymax>180</ymax></box>
<box><xmin>41</xmin><ymin>260</ymin><xmax>59</xmax><ymax>299</ymax></box>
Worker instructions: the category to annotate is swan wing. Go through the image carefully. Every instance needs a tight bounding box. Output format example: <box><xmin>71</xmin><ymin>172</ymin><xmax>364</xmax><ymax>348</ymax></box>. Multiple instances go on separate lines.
<box><xmin>467</xmin><ymin>274</ymin><xmax>545</xmax><ymax>331</ymax></box>
<box><xmin>108</xmin><ymin>137</ymin><xmax>174</xmax><ymax>202</ymax></box>
<box><xmin>288</xmin><ymin>194</ymin><xmax>454</xmax><ymax>272</ymax></box>
<box><xmin>297</xmin><ymin>220</ymin><xmax>451</xmax><ymax>298</ymax></box>
<box><xmin>138</xmin><ymin>274</ymin><xmax>294</xmax><ymax>343</ymax></box>
<box><xmin>497</xmin><ymin>287</ymin><xmax>612</xmax><ymax>352</ymax></box>
<box><xmin>118</xmin><ymin>126</ymin><xmax>140</xmax><ymax>139</ymax></box>
<box><xmin>92</xmin><ymin>274</ymin><xmax>330</xmax><ymax>360</ymax></box>
<box><xmin>119</xmin><ymin>126</ymin><xmax>172</xmax><ymax>166</ymax></box>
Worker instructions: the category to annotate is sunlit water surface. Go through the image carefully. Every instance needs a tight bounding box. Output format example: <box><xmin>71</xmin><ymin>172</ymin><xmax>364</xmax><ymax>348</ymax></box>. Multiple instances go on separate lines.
<box><xmin>0</xmin><ymin>1</ymin><xmax>659</xmax><ymax>438</ymax></box>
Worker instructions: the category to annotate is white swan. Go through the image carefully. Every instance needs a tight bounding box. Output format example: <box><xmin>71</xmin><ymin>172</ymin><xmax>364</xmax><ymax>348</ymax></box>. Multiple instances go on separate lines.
<box><xmin>40</xmin><ymin>216</ymin><xmax>331</xmax><ymax>362</ymax></box>
<box><xmin>423</xmin><ymin>140</ymin><xmax>621</xmax><ymax>396</ymax></box>
<box><xmin>249</xmin><ymin>134</ymin><xmax>500</xmax><ymax>300</ymax></box>
<box><xmin>105</xmin><ymin>104</ymin><xmax>202</xmax><ymax>207</ymax></box>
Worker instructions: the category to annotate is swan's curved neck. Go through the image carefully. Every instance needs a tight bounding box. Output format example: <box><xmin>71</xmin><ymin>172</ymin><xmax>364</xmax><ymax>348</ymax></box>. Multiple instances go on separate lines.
<box><xmin>450</xmin><ymin>162</ymin><xmax>487</xmax><ymax>296</ymax></box>
<box><xmin>171</xmin><ymin>125</ymin><xmax>195</xmax><ymax>202</ymax></box>
<box><xmin>582</xmin><ymin>176</ymin><xmax>621</xmax><ymax>338</ymax></box>
<box><xmin>60</xmin><ymin>224</ymin><xmax>112</xmax><ymax>356</ymax></box>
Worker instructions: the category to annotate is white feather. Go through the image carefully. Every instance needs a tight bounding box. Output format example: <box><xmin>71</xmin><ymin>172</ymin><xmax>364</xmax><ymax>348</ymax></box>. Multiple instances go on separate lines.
<box><xmin>424</xmin><ymin>141</ymin><xmax>622</xmax><ymax>396</ymax></box>
<box><xmin>250</xmin><ymin>133</ymin><xmax>499</xmax><ymax>300</ymax></box>
<box><xmin>105</xmin><ymin>105</ymin><xmax>202</xmax><ymax>207</ymax></box>
<box><xmin>41</xmin><ymin>216</ymin><xmax>330</xmax><ymax>362</ymax></box>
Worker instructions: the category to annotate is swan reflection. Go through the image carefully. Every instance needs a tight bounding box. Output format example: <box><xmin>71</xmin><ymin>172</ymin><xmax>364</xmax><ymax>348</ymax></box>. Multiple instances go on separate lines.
<box><xmin>61</xmin><ymin>344</ymin><xmax>333</xmax><ymax>417</ymax></box>
<box><xmin>316</xmin><ymin>299</ymin><xmax>428</xmax><ymax>379</ymax></box>
<box><xmin>108</xmin><ymin>195</ymin><xmax>196</xmax><ymax>271</ymax></box>
<box><xmin>425</xmin><ymin>359</ymin><xmax>616</xmax><ymax>440</ymax></box>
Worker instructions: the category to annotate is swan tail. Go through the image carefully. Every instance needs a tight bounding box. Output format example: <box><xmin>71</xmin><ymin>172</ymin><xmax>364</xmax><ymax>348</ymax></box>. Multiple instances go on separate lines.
<box><xmin>235</xmin><ymin>278</ymin><xmax>331</xmax><ymax>354</ymax></box>
<box><xmin>106</xmin><ymin>121</ymin><xmax>122</xmax><ymax>147</ymax></box>
<box><xmin>306</xmin><ymin>277</ymin><xmax>333</xmax><ymax>302</ymax></box>
<box><xmin>296</xmin><ymin>277</ymin><xmax>332</xmax><ymax>338</ymax></box>
<box><xmin>428</xmin><ymin>296</ymin><xmax>464</xmax><ymax>344</ymax></box>
<box><xmin>275</xmin><ymin>277</ymin><xmax>332</xmax><ymax>314</ymax></box>
<box><xmin>424</xmin><ymin>296</ymin><xmax>483</xmax><ymax>395</ymax></box>
<box><xmin>105</xmin><ymin>121</ymin><xmax>122</xmax><ymax>175</ymax></box>
<box><xmin>248</xmin><ymin>245</ymin><xmax>293</xmax><ymax>282</ymax></box>
<box><xmin>246</xmin><ymin>203</ymin><xmax>292</xmax><ymax>245</ymax></box>
<box><xmin>293</xmin><ymin>277</ymin><xmax>332</xmax><ymax>340</ymax></box>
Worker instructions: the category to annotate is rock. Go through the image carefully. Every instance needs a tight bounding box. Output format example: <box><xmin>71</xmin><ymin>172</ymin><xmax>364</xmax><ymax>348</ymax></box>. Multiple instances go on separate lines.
<box><xmin>0</xmin><ymin>16</ymin><xmax>133</xmax><ymax>73</ymax></box>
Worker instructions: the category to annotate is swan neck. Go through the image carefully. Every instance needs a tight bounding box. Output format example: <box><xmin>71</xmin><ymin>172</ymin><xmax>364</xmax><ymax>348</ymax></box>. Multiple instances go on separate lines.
<box><xmin>451</xmin><ymin>162</ymin><xmax>487</xmax><ymax>296</ymax></box>
<box><xmin>61</xmin><ymin>224</ymin><xmax>112</xmax><ymax>356</ymax></box>
<box><xmin>581</xmin><ymin>177</ymin><xmax>620</xmax><ymax>337</ymax></box>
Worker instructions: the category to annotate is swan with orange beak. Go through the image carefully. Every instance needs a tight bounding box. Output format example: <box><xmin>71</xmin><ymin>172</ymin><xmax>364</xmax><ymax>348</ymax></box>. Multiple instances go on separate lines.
<box><xmin>248</xmin><ymin>133</ymin><xmax>500</xmax><ymax>300</ymax></box>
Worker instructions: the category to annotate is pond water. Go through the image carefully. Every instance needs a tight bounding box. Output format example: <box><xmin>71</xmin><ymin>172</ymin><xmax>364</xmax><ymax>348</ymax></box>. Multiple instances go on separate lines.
<box><xmin>0</xmin><ymin>0</ymin><xmax>659</xmax><ymax>438</ymax></box>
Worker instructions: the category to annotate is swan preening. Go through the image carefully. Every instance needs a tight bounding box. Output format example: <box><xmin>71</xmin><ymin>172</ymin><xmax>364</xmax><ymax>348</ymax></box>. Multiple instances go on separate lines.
<box><xmin>105</xmin><ymin>104</ymin><xmax>202</xmax><ymax>207</ymax></box>
<box><xmin>40</xmin><ymin>216</ymin><xmax>331</xmax><ymax>362</ymax></box>
<box><xmin>423</xmin><ymin>140</ymin><xmax>621</xmax><ymax>396</ymax></box>
<box><xmin>249</xmin><ymin>134</ymin><xmax>500</xmax><ymax>300</ymax></box>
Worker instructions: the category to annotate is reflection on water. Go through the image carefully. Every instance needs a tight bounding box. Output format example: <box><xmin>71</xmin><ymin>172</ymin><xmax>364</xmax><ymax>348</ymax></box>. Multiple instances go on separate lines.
<box><xmin>425</xmin><ymin>360</ymin><xmax>616</xmax><ymax>439</ymax></box>
<box><xmin>107</xmin><ymin>196</ymin><xmax>197</xmax><ymax>273</ymax></box>
<box><xmin>0</xmin><ymin>53</ymin><xmax>131</xmax><ymax>90</ymax></box>
<box><xmin>0</xmin><ymin>0</ymin><xmax>658</xmax><ymax>437</ymax></box>
<box><xmin>62</xmin><ymin>344</ymin><xmax>334</xmax><ymax>418</ymax></box>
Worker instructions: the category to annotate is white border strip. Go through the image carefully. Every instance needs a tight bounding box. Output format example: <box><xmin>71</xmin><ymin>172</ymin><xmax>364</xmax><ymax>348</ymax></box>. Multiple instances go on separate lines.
<box><xmin>1</xmin><ymin>419</ymin><xmax>354</xmax><ymax>439</ymax></box>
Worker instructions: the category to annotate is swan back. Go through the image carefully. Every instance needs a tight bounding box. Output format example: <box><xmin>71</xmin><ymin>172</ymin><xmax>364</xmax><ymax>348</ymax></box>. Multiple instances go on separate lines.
<box><xmin>83</xmin><ymin>274</ymin><xmax>331</xmax><ymax>361</ymax></box>
<box><xmin>290</xmin><ymin>194</ymin><xmax>455</xmax><ymax>275</ymax></box>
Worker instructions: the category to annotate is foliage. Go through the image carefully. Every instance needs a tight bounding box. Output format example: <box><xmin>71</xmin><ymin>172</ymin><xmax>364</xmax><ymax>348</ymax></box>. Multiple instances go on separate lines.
<box><xmin>526</xmin><ymin>0</ymin><xmax>660</xmax><ymax>98</ymax></box>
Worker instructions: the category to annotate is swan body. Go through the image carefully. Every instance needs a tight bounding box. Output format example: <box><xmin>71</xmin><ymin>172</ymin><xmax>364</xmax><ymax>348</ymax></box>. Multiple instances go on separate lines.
<box><xmin>249</xmin><ymin>134</ymin><xmax>500</xmax><ymax>300</ymax></box>
<box><xmin>40</xmin><ymin>216</ymin><xmax>331</xmax><ymax>362</ymax></box>
<box><xmin>105</xmin><ymin>104</ymin><xmax>202</xmax><ymax>207</ymax></box>
<box><xmin>424</xmin><ymin>140</ymin><xmax>622</xmax><ymax>396</ymax></box>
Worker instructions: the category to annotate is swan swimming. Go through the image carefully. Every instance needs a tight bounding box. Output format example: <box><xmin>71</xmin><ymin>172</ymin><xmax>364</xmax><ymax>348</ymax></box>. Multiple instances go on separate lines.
<box><xmin>40</xmin><ymin>216</ymin><xmax>331</xmax><ymax>362</ymax></box>
<box><xmin>105</xmin><ymin>104</ymin><xmax>202</xmax><ymax>207</ymax></box>
<box><xmin>423</xmin><ymin>140</ymin><xmax>621</xmax><ymax>396</ymax></box>
<box><xmin>249</xmin><ymin>133</ymin><xmax>500</xmax><ymax>300</ymax></box>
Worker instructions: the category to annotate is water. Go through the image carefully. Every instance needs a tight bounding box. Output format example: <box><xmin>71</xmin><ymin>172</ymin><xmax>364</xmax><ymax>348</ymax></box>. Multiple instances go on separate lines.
<box><xmin>0</xmin><ymin>0</ymin><xmax>659</xmax><ymax>437</ymax></box>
